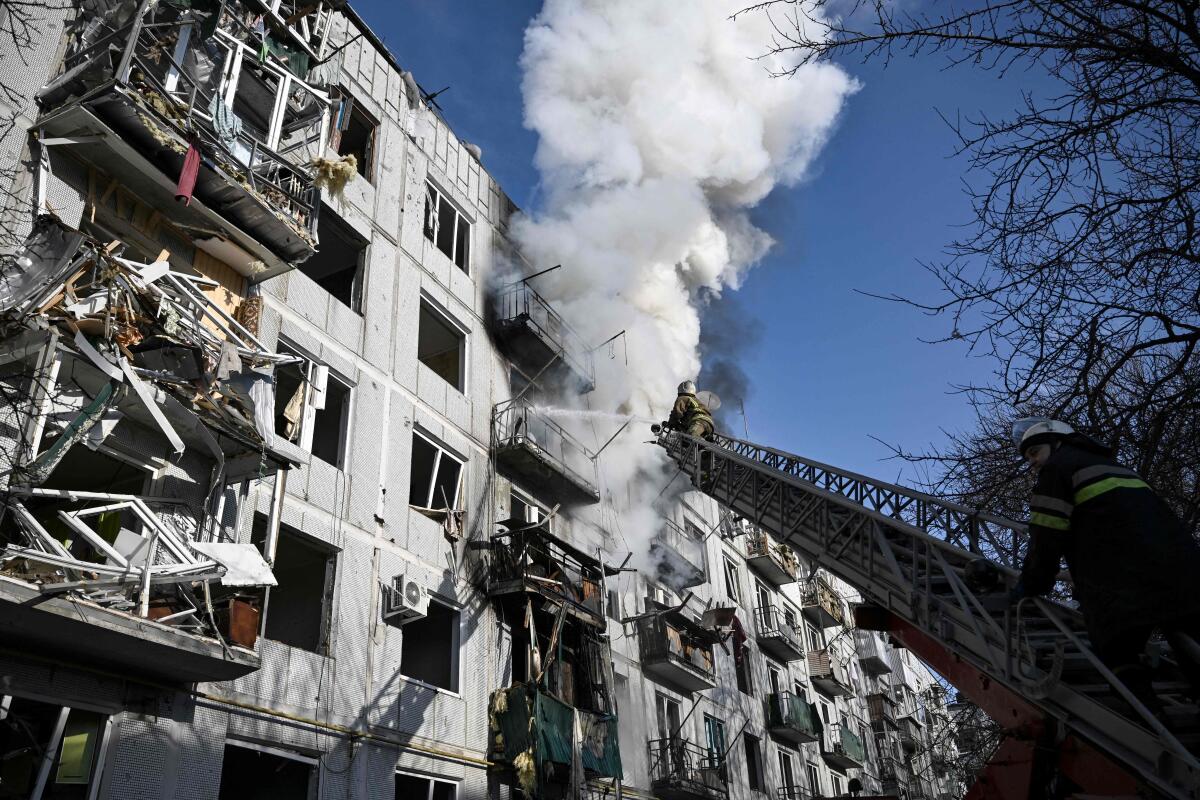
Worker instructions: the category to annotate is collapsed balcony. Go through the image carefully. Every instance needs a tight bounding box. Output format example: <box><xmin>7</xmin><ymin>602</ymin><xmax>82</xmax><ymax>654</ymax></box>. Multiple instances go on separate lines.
<box><xmin>0</xmin><ymin>488</ymin><xmax>273</xmax><ymax>682</ymax></box>
<box><xmin>492</xmin><ymin>398</ymin><xmax>600</xmax><ymax>505</ymax></box>
<box><xmin>743</xmin><ymin>529</ymin><xmax>798</xmax><ymax>587</ymax></box>
<box><xmin>800</xmin><ymin>576</ymin><xmax>845</xmax><ymax>628</ymax></box>
<box><xmin>807</xmin><ymin>648</ymin><xmax>853</xmax><ymax>698</ymax></box>
<box><xmin>765</xmin><ymin>691</ymin><xmax>820</xmax><ymax>745</ymax></box>
<box><xmin>489</xmin><ymin>682</ymin><xmax>622</xmax><ymax>800</ymax></box>
<box><xmin>490</xmin><ymin>281</ymin><xmax>596</xmax><ymax>395</ymax></box>
<box><xmin>650</xmin><ymin>518</ymin><xmax>707</xmax><ymax>590</ymax></box>
<box><xmin>855</xmin><ymin>629</ymin><xmax>893</xmax><ymax>676</ymax></box>
<box><xmin>636</xmin><ymin>606</ymin><xmax>719</xmax><ymax>693</ymax></box>
<box><xmin>647</xmin><ymin>738</ymin><xmax>727</xmax><ymax>800</ymax></box>
<box><xmin>820</xmin><ymin>720</ymin><xmax>867</xmax><ymax>771</ymax></box>
<box><xmin>35</xmin><ymin>1</ymin><xmax>335</xmax><ymax>270</ymax></box>
<box><xmin>488</xmin><ymin>519</ymin><xmax>617</xmax><ymax>629</ymax></box>
<box><xmin>754</xmin><ymin>605</ymin><xmax>804</xmax><ymax>662</ymax></box>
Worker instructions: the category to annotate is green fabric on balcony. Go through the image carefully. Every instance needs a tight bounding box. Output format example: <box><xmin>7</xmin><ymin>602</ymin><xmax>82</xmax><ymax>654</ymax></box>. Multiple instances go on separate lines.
<box><xmin>580</xmin><ymin>711</ymin><xmax>623</xmax><ymax>778</ymax></box>
<box><xmin>491</xmin><ymin>685</ymin><xmax>623</xmax><ymax>780</ymax></box>
<box><xmin>534</xmin><ymin>690</ymin><xmax>575</xmax><ymax>767</ymax></box>
<box><xmin>491</xmin><ymin>685</ymin><xmax>533</xmax><ymax>762</ymax></box>
<box><xmin>766</xmin><ymin>693</ymin><xmax>819</xmax><ymax>736</ymax></box>
<box><xmin>840</xmin><ymin>725</ymin><xmax>867</xmax><ymax>763</ymax></box>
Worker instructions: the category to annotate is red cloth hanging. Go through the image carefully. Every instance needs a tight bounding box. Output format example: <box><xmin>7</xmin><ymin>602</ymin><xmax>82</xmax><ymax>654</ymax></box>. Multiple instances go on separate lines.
<box><xmin>175</xmin><ymin>143</ymin><xmax>201</xmax><ymax>206</ymax></box>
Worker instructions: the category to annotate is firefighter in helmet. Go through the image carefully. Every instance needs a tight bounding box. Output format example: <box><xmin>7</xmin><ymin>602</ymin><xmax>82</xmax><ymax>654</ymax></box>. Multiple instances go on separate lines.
<box><xmin>666</xmin><ymin>380</ymin><xmax>715</xmax><ymax>439</ymax></box>
<box><xmin>1011</xmin><ymin>417</ymin><xmax>1200</xmax><ymax>713</ymax></box>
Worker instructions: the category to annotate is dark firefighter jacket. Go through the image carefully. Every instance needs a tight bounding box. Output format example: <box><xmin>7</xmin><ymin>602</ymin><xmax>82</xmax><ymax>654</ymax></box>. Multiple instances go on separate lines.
<box><xmin>1020</xmin><ymin>434</ymin><xmax>1200</xmax><ymax>649</ymax></box>
<box><xmin>668</xmin><ymin>393</ymin><xmax>713</xmax><ymax>433</ymax></box>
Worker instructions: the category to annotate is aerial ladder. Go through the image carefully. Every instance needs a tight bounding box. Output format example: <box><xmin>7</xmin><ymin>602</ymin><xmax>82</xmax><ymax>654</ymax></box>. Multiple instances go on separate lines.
<box><xmin>655</xmin><ymin>430</ymin><xmax>1200</xmax><ymax>800</ymax></box>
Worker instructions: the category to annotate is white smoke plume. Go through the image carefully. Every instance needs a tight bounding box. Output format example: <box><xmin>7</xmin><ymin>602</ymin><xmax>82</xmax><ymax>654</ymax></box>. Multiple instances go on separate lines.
<box><xmin>512</xmin><ymin>0</ymin><xmax>857</xmax><ymax>578</ymax></box>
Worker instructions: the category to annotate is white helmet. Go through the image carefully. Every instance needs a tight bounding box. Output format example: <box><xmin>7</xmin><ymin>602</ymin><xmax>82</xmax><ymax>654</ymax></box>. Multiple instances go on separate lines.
<box><xmin>678</xmin><ymin>380</ymin><xmax>696</xmax><ymax>395</ymax></box>
<box><xmin>1011</xmin><ymin>417</ymin><xmax>1074</xmax><ymax>456</ymax></box>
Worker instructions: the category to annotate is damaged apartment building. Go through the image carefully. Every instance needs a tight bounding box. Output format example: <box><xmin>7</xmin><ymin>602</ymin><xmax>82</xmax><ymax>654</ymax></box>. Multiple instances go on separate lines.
<box><xmin>0</xmin><ymin>1</ymin><xmax>962</xmax><ymax>799</ymax></box>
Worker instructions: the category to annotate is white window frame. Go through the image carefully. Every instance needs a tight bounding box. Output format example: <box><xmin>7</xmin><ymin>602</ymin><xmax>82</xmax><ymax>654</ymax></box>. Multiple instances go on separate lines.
<box><xmin>806</xmin><ymin>761</ymin><xmax>823</xmax><ymax>795</ymax></box>
<box><xmin>410</xmin><ymin>429</ymin><xmax>465</xmax><ymax>510</ymax></box>
<box><xmin>417</xmin><ymin>296</ymin><xmax>469</xmax><ymax>393</ymax></box>
<box><xmin>423</xmin><ymin>180</ymin><xmax>472</xmax><ymax>272</ymax></box>
<box><xmin>395</xmin><ymin>770</ymin><xmax>458</xmax><ymax>800</ymax></box>
<box><xmin>722</xmin><ymin>556</ymin><xmax>741</xmax><ymax>604</ymax></box>
<box><xmin>276</xmin><ymin>341</ymin><xmax>352</xmax><ymax>467</ymax></box>
<box><xmin>399</xmin><ymin>596</ymin><xmax>463</xmax><ymax>696</ymax></box>
<box><xmin>776</xmin><ymin>749</ymin><xmax>796</xmax><ymax>790</ymax></box>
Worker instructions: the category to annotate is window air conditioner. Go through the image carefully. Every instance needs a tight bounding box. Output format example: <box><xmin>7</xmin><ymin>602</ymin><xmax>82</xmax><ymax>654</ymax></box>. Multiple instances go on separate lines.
<box><xmin>383</xmin><ymin>574</ymin><xmax>430</xmax><ymax>624</ymax></box>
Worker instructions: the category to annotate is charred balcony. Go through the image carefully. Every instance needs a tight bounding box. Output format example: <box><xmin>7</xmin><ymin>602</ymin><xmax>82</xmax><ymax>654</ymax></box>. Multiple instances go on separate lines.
<box><xmin>800</xmin><ymin>576</ymin><xmax>845</xmax><ymax>629</ymax></box>
<box><xmin>820</xmin><ymin>721</ymin><xmax>867</xmax><ymax>771</ymax></box>
<box><xmin>35</xmin><ymin>1</ymin><xmax>332</xmax><ymax>271</ymax></box>
<box><xmin>743</xmin><ymin>529</ymin><xmax>798</xmax><ymax>587</ymax></box>
<box><xmin>765</xmin><ymin>691</ymin><xmax>820</xmax><ymax>745</ymax></box>
<box><xmin>636</xmin><ymin>608</ymin><xmax>718</xmax><ymax>693</ymax></box>
<box><xmin>807</xmin><ymin>648</ymin><xmax>853</xmax><ymax>698</ymax></box>
<box><xmin>492</xmin><ymin>398</ymin><xmax>600</xmax><ymax>505</ymax></box>
<box><xmin>855</xmin><ymin>630</ymin><xmax>893</xmax><ymax>677</ymax></box>
<box><xmin>488</xmin><ymin>521</ymin><xmax>616</xmax><ymax>629</ymax></box>
<box><xmin>491</xmin><ymin>282</ymin><xmax>595</xmax><ymax>395</ymax></box>
<box><xmin>754</xmin><ymin>605</ymin><xmax>804</xmax><ymax>662</ymax></box>
<box><xmin>650</xmin><ymin>519</ymin><xmax>707</xmax><ymax>591</ymax></box>
<box><xmin>647</xmin><ymin>738</ymin><xmax>727</xmax><ymax>800</ymax></box>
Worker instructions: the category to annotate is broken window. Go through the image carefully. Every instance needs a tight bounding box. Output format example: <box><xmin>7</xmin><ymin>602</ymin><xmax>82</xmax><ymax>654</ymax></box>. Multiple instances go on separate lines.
<box><xmin>423</xmin><ymin>182</ymin><xmax>470</xmax><ymax>272</ymax></box>
<box><xmin>399</xmin><ymin>598</ymin><xmax>460</xmax><ymax>692</ymax></box>
<box><xmin>259</xmin><ymin>523</ymin><xmax>337</xmax><ymax>654</ymax></box>
<box><xmin>331</xmin><ymin>91</ymin><xmax>377</xmax><ymax>182</ymax></box>
<box><xmin>0</xmin><ymin>697</ymin><xmax>109</xmax><ymax>799</ymax></box>
<box><xmin>734</xmin><ymin>636</ymin><xmax>754</xmax><ymax>696</ymax></box>
<box><xmin>409</xmin><ymin>432</ymin><xmax>463</xmax><ymax>511</ymax></box>
<box><xmin>654</xmin><ymin>693</ymin><xmax>681</xmax><ymax>740</ymax></box>
<box><xmin>301</xmin><ymin>206</ymin><xmax>367</xmax><ymax>310</ymax></box>
<box><xmin>218</xmin><ymin>741</ymin><xmax>317</xmax><ymax>800</ymax></box>
<box><xmin>273</xmin><ymin>343</ymin><xmax>352</xmax><ymax>468</ymax></box>
<box><xmin>744</xmin><ymin>734</ymin><xmax>765</xmax><ymax>792</ymax></box>
<box><xmin>722</xmin><ymin>556</ymin><xmax>741</xmax><ymax>603</ymax></box>
<box><xmin>395</xmin><ymin>772</ymin><xmax>456</xmax><ymax>800</ymax></box>
<box><xmin>509</xmin><ymin>488</ymin><xmax>547</xmax><ymax>527</ymax></box>
<box><xmin>417</xmin><ymin>300</ymin><xmax>466</xmax><ymax>390</ymax></box>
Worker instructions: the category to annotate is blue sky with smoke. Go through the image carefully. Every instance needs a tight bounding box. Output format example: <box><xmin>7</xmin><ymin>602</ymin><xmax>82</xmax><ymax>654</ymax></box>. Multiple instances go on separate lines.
<box><xmin>362</xmin><ymin>0</ymin><xmax>1031</xmax><ymax>481</ymax></box>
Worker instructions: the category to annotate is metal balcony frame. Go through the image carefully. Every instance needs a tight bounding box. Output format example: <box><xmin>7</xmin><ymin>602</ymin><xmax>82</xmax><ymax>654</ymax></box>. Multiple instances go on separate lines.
<box><xmin>754</xmin><ymin>604</ymin><xmax>805</xmax><ymax>662</ymax></box>
<box><xmin>491</xmin><ymin>397</ymin><xmax>601</xmax><ymax>504</ymax></box>
<box><xmin>647</xmin><ymin>737</ymin><xmax>728</xmax><ymax>800</ymax></box>
<box><xmin>492</xmin><ymin>281</ymin><xmax>596</xmax><ymax>393</ymax></box>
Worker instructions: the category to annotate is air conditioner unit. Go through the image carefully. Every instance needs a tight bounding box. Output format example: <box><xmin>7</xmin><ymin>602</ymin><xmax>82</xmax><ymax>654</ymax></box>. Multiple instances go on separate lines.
<box><xmin>382</xmin><ymin>575</ymin><xmax>430</xmax><ymax>625</ymax></box>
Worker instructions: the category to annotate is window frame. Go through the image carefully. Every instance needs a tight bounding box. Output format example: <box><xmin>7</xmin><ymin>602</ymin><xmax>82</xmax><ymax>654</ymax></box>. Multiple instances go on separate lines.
<box><xmin>422</xmin><ymin>180</ymin><xmax>472</xmax><ymax>273</ymax></box>
<box><xmin>273</xmin><ymin>340</ymin><xmax>353</xmax><ymax>468</ymax></box>
<box><xmin>260</xmin><ymin>523</ymin><xmax>339</xmax><ymax>655</ymax></box>
<box><xmin>409</xmin><ymin>429</ymin><xmax>465</xmax><ymax>511</ymax></box>
<box><xmin>417</xmin><ymin>297</ymin><xmax>468</xmax><ymax>392</ymax></box>
<box><xmin>744</xmin><ymin>733</ymin><xmax>766</xmax><ymax>793</ymax></box>
<box><xmin>722</xmin><ymin>555</ymin><xmax>741</xmax><ymax>604</ymax></box>
<box><xmin>398</xmin><ymin>596</ymin><xmax>463</xmax><ymax>695</ymax></box>
<box><xmin>331</xmin><ymin>88</ymin><xmax>379</xmax><ymax>183</ymax></box>
<box><xmin>777</xmin><ymin>748</ymin><xmax>796</xmax><ymax>790</ymax></box>
<box><xmin>394</xmin><ymin>771</ymin><xmax>458</xmax><ymax>800</ymax></box>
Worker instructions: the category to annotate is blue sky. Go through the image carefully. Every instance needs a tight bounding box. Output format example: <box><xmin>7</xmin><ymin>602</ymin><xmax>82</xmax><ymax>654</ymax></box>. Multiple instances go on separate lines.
<box><xmin>360</xmin><ymin>1</ymin><xmax>1032</xmax><ymax>482</ymax></box>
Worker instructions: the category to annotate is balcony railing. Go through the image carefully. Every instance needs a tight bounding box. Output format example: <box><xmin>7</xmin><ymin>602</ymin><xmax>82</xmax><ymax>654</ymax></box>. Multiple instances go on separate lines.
<box><xmin>854</xmin><ymin>629</ymin><xmax>893</xmax><ymax>676</ymax></box>
<box><xmin>491</xmin><ymin>281</ymin><xmax>596</xmax><ymax>393</ymax></box>
<box><xmin>36</xmin><ymin>1</ymin><xmax>329</xmax><ymax>266</ymax></box>
<box><xmin>492</xmin><ymin>398</ymin><xmax>601</xmax><ymax>504</ymax></box>
<box><xmin>650</xmin><ymin>519</ymin><xmax>707</xmax><ymax>590</ymax></box>
<box><xmin>777</xmin><ymin>788</ymin><xmax>813</xmax><ymax>800</ymax></box>
<box><xmin>807</xmin><ymin>648</ymin><xmax>853</xmax><ymax>697</ymax></box>
<box><xmin>648</xmin><ymin>738</ymin><xmax>727</xmax><ymax>800</ymax></box>
<box><xmin>867</xmin><ymin>692</ymin><xmax>899</xmax><ymax>729</ymax></box>
<box><xmin>743</xmin><ymin>530</ymin><xmax>798</xmax><ymax>586</ymax></box>
<box><xmin>488</xmin><ymin>524</ymin><xmax>613</xmax><ymax>627</ymax></box>
<box><xmin>821</xmin><ymin>721</ymin><xmax>867</xmax><ymax>770</ymax></box>
<box><xmin>799</xmin><ymin>576</ymin><xmax>845</xmax><ymax>628</ymax></box>
<box><xmin>765</xmin><ymin>691</ymin><xmax>820</xmax><ymax>745</ymax></box>
<box><xmin>636</xmin><ymin>613</ymin><xmax>717</xmax><ymax>693</ymax></box>
<box><xmin>754</xmin><ymin>605</ymin><xmax>805</xmax><ymax>662</ymax></box>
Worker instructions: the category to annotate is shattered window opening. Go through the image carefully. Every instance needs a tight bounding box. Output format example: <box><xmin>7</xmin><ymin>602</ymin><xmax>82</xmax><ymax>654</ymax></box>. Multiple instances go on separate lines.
<box><xmin>300</xmin><ymin>204</ymin><xmax>368</xmax><ymax>311</ymax></box>
<box><xmin>422</xmin><ymin>181</ymin><xmax>471</xmax><ymax>273</ymax></box>
<box><xmin>395</xmin><ymin>772</ymin><xmax>457</xmax><ymax>800</ymax></box>
<box><xmin>744</xmin><ymin>733</ymin><xmax>765</xmax><ymax>792</ymax></box>
<box><xmin>409</xmin><ymin>431</ymin><xmax>463</xmax><ymax>511</ymax></box>
<box><xmin>0</xmin><ymin>697</ymin><xmax>109</xmax><ymax>798</ymax></box>
<box><xmin>417</xmin><ymin>300</ymin><xmax>466</xmax><ymax>391</ymax></box>
<box><xmin>399</xmin><ymin>597</ymin><xmax>461</xmax><ymax>693</ymax></box>
<box><xmin>331</xmin><ymin>90</ymin><xmax>377</xmax><ymax>182</ymax></box>
<box><xmin>272</xmin><ymin>341</ymin><xmax>350</xmax><ymax>468</ymax></box>
<box><xmin>256</xmin><ymin>521</ymin><xmax>337</xmax><ymax>655</ymax></box>
<box><xmin>218</xmin><ymin>741</ymin><xmax>317</xmax><ymax>800</ymax></box>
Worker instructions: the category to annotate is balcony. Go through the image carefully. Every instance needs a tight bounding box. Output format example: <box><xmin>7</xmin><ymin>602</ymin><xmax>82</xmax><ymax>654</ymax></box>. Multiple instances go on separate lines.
<box><xmin>808</xmin><ymin>648</ymin><xmax>853</xmax><ymax>697</ymax></box>
<box><xmin>777</xmin><ymin>789</ymin><xmax>814</xmax><ymax>800</ymax></box>
<box><xmin>488</xmin><ymin>522</ymin><xmax>617</xmax><ymax>628</ymax></box>
<box><xmin>754</xmin><ymin>605</ymin><xmax>805</xmax><ymax>662</ymax></box>
<box><xmin>878</xmin><ymin>755</ymin><xmax>909</xmax><ymax>795</ymax></box>
<box><xmin>636</xmin><ymin>609</ymin><xmax>718</xmax><ymax>693</ymax></box>
<box><xmin>765</xmin><ymin>691</ymin><xmax>820</xmax><ymax>745</ymax></box>
<box><xmin>899</xmin><ymin>715</ymin><xmax>922</xmax><ymax>752</ymax></box>
<box><xmin>490</xmin><ymin>683</ymin><xmax>622</xmax><ymax>792</ymax></box>
<box><xmin>650</xmin><ymin>519</ymin><xmax>707</xmax><ymax>590</ymax></box>
<box><xmin>855</xmin><ymin>629</ymin><xmax>893</xmax><ymax>676</ymax></box>
<box><xmin>648</xmin><ymin>738</ymin><xmax>727</xmax><ymax>800</ymax></box>
<box><xmin>743</xmin><ymin>529</ymin><xmax>798</xmax><ymax>586</ymax></box>
<box><xmin>0</xmin><ymin>489</ymin><xmax>275</xmax><ymax>683</ymax></box>
<box><xmin>821</xmin><ymin>722</ymin><xmax>867</xmax><ymax>771</ymax></box>
<box><xmin>866</xmin><ymin>692</ymin><xmax>899</xmax><ymax>730</ymax></box>
<box><xmin>492</xmin><ymin>398</ymin><xmax>600</xmax><ymax>505</ymax></box>
<box><xmin>36</xmin><ymin>2</ymin><xmax>330</xmax><ymax>270</ymax></box>
<box><xmin>800</xmin><ymin>576</ymin><xmax>845</xmax><ymax>628</ymax></box>
<box><xmin>491</xmin><ymin>281</ymin><xmax>596</xmax><ymax>394</ymax></box>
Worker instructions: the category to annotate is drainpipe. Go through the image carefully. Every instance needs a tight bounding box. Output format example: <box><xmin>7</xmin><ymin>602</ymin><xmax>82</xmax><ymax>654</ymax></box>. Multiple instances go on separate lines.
<box><xmin>259</xmin><ymin>470</ymin><xmax>288</xmax><ymax>637</ymax></box>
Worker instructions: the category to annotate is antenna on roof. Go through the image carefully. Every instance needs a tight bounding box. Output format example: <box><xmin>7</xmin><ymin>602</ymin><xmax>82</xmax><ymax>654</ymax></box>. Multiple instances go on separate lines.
<box><xmin>422</xmin><ymin>85</ymin><xmax>450</xmax><ymax>110</ymax></box>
